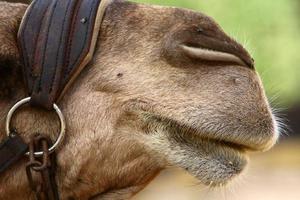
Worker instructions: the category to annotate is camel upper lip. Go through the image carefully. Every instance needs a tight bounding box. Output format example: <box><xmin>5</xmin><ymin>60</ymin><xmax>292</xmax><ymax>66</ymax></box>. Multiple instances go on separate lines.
<box><xmin>150</xmin><ymin>114</ymin><xmax>273</xmax><ymax>152</ymax></box>
<box><xmin>200</xmin><ymin>132</ymin><xmax>276</xmax><ymax>152</ymax></box>
<box><xmin>167</xmin><ymin>118</ymin><xmax>275</xmax><ymax>152</ymax></box>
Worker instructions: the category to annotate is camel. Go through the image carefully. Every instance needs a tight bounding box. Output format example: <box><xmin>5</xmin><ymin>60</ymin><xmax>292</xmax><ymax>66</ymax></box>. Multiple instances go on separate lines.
<box><xmin>0</xmin><ymin>0</ymin><xmax>279</xmax><ymax>199</ymax></box>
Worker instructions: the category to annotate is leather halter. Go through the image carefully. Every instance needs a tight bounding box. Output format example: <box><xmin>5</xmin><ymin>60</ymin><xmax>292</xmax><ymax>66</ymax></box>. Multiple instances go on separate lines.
<box><xmin>18</xmin><ymin>0</ymin><xmax>112</xmax><ymax>109</ymax></box>
<box><xmin>0</xmin><ymin>0</ymin><xmax>113</xmax><ymax>198</ymax></box>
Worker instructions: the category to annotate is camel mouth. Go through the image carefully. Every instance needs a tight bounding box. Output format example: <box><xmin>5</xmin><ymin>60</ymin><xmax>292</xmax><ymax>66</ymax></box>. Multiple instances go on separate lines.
<box><xmin>145</xmin><ymin>116</ymin><xmax>250</xmax><ymax>187</ymax></box>
<box><xmin>170</xmin><ymin>131</ymin><xmax>249</xmax><ymax>187</ymax></box>
<box><xmin>200</xmin><ymin>139</ymin><xmax>249</xmax><ymax>186</ymax></box>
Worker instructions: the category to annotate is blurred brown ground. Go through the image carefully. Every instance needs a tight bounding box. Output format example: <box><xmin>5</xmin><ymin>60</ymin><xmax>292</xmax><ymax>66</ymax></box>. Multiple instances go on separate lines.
<box><xmin>133</xmin><ymin>138</ymin><xmax>300</xmax><ymax>200</ymax></box>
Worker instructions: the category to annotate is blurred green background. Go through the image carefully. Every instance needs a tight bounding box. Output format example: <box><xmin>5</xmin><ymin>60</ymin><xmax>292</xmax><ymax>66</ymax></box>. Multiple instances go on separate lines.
<box><xmin>133</xmin><ymin>0</ymin><xmax>300</xmax><ymax>107</ymax></box>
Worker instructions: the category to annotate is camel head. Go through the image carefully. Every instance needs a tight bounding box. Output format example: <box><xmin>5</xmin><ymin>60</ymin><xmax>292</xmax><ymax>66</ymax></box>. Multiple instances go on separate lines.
<box><xmin>0</xmin><ymin>0</ymin><xmax>279</xmax><ymax>199</ymax></box>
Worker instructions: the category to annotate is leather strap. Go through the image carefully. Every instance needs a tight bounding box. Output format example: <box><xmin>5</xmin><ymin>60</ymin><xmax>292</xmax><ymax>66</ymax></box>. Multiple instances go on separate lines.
<box><xmin>18</xmin><ymin>0</ymin><xmax>112</xmax><ymax>110</ymax></box>
<box><xmin>0</xmin><ymin>133</ymin><xmax>28</xmax><ymax>174</ymax></box>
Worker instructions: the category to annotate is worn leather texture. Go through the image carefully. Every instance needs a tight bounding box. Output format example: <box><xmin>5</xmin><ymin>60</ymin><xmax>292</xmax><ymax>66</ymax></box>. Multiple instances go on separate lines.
<box><xmin>0</xmin><ymin>134</ymin><xmax>28</xmax><ymax>174</ymax></box>
<box><xmin>18</xmin><ymin>0</ymin><xmax>103</xmax><ymax>109</ymax></box>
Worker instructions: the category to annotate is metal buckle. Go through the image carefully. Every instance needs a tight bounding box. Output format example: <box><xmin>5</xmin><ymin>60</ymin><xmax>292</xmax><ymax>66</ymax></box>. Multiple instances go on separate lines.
<box><xmin>5</xmin><ymin>97</ymin><xmax>66</xmax><ymax>156</ymax></box>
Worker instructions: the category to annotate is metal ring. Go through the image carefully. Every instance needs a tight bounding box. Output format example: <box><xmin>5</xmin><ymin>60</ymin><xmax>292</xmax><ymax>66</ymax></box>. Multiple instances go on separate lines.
<box><xmin>5</xmin><ymin>97</ymin><xmax>66</xmax><ymax>156</ymax></box>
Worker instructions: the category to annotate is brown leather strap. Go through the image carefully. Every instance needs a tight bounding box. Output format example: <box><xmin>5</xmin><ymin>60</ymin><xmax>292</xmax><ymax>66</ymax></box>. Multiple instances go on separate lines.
<box><xmin>18</xmin><ymin>0</ymin><xmax>111</xmax><ymax>109</ymax></box>
<box><xmin>0</xmin><ymin>133</ymin><xmax>28</xmax><ymax>174</ymax></box>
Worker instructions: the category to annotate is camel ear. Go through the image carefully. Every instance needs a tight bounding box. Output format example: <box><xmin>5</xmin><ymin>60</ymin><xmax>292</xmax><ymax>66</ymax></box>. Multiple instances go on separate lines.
<box><xmin>0</xmin><ymin>2</ymin><xmax>27</xmax><ymax>98</ymax></box>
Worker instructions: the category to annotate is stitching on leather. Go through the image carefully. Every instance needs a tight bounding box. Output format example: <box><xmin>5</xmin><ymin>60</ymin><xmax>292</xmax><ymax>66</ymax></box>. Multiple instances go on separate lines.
<box><xmin>20</xmin><ymin>0</ymin><xmax>101</xmax><ymax>106</ymax></box>
<box><xmin>63</xmin><ymin>0</ymin><xmax>82</xmax><ymax>80</ymax></box>
<box><xmin>31</xmin><ymin>1</ymin><xmax>51</xmax><ymax>80</ymax></box>
<box><xmin>67</xmin><ymin>0</ymin><xmax>98</xmax><ymax>74</ymax></box>
<box><xmin>20</xmin><ymin>0</ymin><xmax>38</xmax><ymax>79</ymax></box>
<box><xmin>49</xmin><ymin>0</ymin><xmax>73</xmax><ymax>93</ymax></box>
<box><xmin>38</xmin><ymin>0</ymin><xmax>60</xmax><ymax>93</ymax></box>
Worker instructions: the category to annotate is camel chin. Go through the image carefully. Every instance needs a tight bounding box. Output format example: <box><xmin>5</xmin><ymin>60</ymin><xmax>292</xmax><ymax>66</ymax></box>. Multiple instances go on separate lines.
<box><xmin>141</xmin><ymin>119</ymin><xmax>246</xmax><ymax>186</ymax></box>
<box><xmin>173</xmin><ymin>138</ymin><xmax>248</xmax><ymax>186</ymax></box>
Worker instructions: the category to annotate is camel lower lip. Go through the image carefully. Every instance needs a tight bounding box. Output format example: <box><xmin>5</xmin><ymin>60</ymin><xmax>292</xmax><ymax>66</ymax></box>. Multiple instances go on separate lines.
<box><xmin>142</xmin><ymin>116</ymin><xmax>249</xmax><ymax>186</ymax></box>
<box><xmin>197</xmin><ymin>139</ymin><xmax>248</xmax><ymax>186</ymax></box>
<box><xmin>167</xmin><ymin>136</ymin><xmax>249</xmax><ymax>187</ymax></box>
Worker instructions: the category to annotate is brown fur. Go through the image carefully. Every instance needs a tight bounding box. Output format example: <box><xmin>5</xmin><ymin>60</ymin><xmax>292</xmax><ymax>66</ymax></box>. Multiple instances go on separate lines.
<box><xmin>0</xmin><ymin>1</ymin><xmax>278</xmax><ymax>199</ymax></box>
<box><xmin>0</xmin><ymin>2</ymin><xmax>24</xmax><ymax>100</ymax></box>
